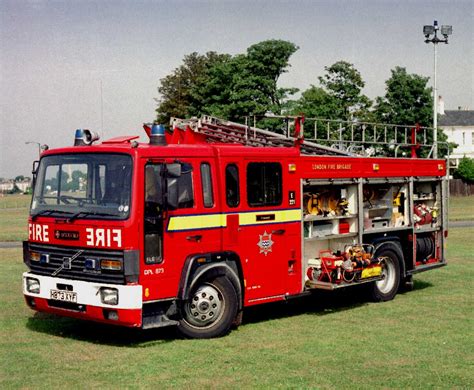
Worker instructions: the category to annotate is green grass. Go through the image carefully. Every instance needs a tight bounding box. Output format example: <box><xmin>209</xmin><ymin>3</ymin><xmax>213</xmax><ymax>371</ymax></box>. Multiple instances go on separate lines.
<box><xmin>0</xmin><ymin>194</ymin><xmax>31</xmax><ymax>209</ymax></box>
<box><xmin>0</xmin><ymin>195</ymin><xmax>30</xmax><ymax>241</ymax></box>
<box><xmin>1</xmin><ymin>228</ymin><xmax>472</xmax><ymax>388</ymax></box>
<box><xmin>449</xmin><ymin>195</ymin><xmax>474</xmax><ymax>221</ymax></box>
<box><xmin>0</xmin><ymin>209</ymin><xmax>29</xmax><ymax>242</ymax></box>
<box><xmin>0</xmin><ymin>194</ymin><xmax>31</xmax><ymax>241</ymax></box>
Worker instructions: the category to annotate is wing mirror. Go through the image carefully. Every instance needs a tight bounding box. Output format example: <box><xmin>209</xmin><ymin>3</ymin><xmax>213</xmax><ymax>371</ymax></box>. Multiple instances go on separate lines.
<box><xmin>32</xmin><ymin>160</ymin><xmax>39</xmax><ymax>189</ymax></box>
<box><xmin>165</xmin><ymin>163</ymin><xmax>181</xmax><ymax>210</ymax></box>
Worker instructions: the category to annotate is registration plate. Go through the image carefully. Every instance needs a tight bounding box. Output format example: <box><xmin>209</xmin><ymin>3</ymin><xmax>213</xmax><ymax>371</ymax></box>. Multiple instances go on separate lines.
<box><xmin>50</xmin><ymin>289</ymin><xmax>77</xmax><ymax>303</ymax></box>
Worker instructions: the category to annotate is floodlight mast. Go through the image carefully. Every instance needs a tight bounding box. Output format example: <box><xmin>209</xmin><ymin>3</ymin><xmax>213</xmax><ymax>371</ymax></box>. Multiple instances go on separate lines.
<box><xmin>423</xmin><ymin>20</ymin><xmax>452</xmax><ymax>158</ymax></box>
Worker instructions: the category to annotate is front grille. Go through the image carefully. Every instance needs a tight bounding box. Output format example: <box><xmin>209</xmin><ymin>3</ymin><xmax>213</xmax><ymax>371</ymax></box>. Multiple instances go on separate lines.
<box><xmin>28</xmin><ymin>243</ymin><xmax>125</xmax><ymax>285</ymax></box>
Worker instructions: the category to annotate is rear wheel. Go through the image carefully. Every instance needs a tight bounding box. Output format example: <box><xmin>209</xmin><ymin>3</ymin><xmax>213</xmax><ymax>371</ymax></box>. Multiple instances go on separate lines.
<box><xmin>370</xmin><ymin>246</ymin><xmax>401</xmax><ymax>301</ymax></box>
<box><xmin>178</xmin><ymin>276</ymin><xmax>238</xmax><ymax>339</ymax></box>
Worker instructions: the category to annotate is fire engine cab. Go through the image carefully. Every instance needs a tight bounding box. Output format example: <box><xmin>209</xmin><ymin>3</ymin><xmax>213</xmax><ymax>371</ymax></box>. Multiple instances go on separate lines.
<box><xmin>23</xmin><ymin>115</ymin><xmax>448</xmax><ymax>338</ymax></box>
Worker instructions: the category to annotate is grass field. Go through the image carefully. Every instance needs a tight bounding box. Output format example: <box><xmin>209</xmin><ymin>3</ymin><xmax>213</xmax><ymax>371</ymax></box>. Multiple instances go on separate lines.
<box><xmin>0</xmin><ymin>193</ymin><xmax>31</xmax><ymax>209</ymax></box>
<box><xmin>0</xmin><ymin>194</ymin><xmax>472</xmax><ymax>242</ymax></box>
<box><xmin>0</xmin><ymin>228</ymin><xmax>472</xmax><ymax>388</ymax></box>
<box><xmin>448</xmin><ymin>195</ymin><xmax>474</xmax><ymax>221</ymax></box>
<box><xmin>0</xmin><ymin>194</ymin><xmax>31</xmax><ymax>242</ymax></box>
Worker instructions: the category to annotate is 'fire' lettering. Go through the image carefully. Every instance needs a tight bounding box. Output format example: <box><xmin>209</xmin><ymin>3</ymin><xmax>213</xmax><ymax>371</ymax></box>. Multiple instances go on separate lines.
<box><xmin>28</xmin><ymin>223</ymin><xmax>49</xmax><ymax>242</ymax></box>
<box><xmin>85</xmin><ymin>228</ymin><xmax>122</xmax><ymax>248</ymax></box>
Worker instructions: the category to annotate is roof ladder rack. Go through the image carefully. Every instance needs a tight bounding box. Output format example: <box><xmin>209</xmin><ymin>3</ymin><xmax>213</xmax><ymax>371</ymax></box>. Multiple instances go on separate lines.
<box><xmin>170</xmin><ymin>115</ymin><xmax>446</xmax><ymax>158</ymax></box>
<box><xmin>170</xmin><ymin>115</ymin><xmax>351</xmax><ymax>156</ymax></box>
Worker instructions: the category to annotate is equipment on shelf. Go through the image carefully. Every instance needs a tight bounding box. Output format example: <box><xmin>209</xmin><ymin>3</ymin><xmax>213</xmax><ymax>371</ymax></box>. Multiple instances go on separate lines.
<box><xmin>303</xmin><ymin>191</ymin><xmax>349</xmax><ymax>216</ymax></box>
<box><xmin>414</xmin><ymin>203</ymin><xmax>438</xmax><ymax>227</ymax></box>
<box><xmin>306</xmin><ymin>244</ymin><xmax>382</xmax><ymax>285</ymax></box>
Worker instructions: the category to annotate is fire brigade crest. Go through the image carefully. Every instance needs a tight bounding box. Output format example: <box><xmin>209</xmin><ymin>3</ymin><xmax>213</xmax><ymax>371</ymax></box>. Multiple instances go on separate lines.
<box><xmin>257</xmin><ymin>231</ymin><xmax>274</xmax><ymax>256</ymax></box>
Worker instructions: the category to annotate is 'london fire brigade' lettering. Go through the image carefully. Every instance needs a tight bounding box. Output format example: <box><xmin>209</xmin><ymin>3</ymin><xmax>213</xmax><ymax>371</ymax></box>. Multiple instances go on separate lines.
<box><xmin>28</xmin><ymin>223</ymin><xmax>49</xmax><ymax>242</ymax></box>
<box><xmin>85</xmin><ymin>228</ymin><xmax>122</xmax><ymax>248</ymax></box>
<box><xmin>312</xmin><ymin>163</ymin><xmax>352</xmax><ymax>170</ymax></box>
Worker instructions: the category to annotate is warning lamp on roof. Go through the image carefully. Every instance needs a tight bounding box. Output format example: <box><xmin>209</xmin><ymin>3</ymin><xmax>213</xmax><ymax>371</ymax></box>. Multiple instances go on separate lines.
<box><xmin>74</xmin><ymin>129</ymin><xmax>100</xmax><ymax>146</ymax></box>
<box><xmin>150</xmin><ymin>123</ymin><xmax>166</xmax><ymax>146</ymax></box>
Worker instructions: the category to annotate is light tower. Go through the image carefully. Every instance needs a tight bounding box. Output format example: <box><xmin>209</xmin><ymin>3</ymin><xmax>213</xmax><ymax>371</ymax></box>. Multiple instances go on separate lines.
<box><xmin>423</xmin><ymin>20</ymin><xmax>452</xmax><ymax>158</ymax></box>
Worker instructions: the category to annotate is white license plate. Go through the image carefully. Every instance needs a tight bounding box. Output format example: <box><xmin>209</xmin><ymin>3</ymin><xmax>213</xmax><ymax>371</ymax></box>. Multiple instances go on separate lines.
<box><xmin>50</xmin><ymin>289</ymin><xmax>77</xmax><ymax>303</ymax></box>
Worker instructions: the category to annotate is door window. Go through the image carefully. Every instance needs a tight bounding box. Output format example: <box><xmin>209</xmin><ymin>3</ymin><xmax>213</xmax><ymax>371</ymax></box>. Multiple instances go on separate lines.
<box><xmin>247</xmin><ymin>162</ymin><xmax>282</xmax><ymax>207</ymax></box>
<box><xmin>225</xmin><ymin>164</ymin><xmax>240</xmax><ymax>207</ymax></box>
<box><xmin>201</xmin><ymin>163</ymin><xmax>214</xmax><ymax>208</ymax></box>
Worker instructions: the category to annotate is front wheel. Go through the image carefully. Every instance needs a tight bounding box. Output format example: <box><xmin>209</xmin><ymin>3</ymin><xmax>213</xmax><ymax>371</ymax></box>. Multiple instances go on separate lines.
<box><xmin>370</xmin><ymin>246</ymin><xmax>401</xmax><ymax>301</ymax></box>
<box><xmin>178</xmin><ymin>276</ymin><xmax>238</xmax><ymax>339</ymax></box>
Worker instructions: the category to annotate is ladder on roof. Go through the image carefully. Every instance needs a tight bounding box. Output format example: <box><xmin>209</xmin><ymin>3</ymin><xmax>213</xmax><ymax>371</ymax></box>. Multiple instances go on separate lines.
<box><xmin>305</xmin><ymin>117</ymin><xmax>442</xmax><ymax>158</ymax></box>
<box><xmin>170</xmin><ymin>115</ymin><xmax>445</xmax><ymax>158</ymax></box>
<box><xmin>170</xmin><ymin>115</ymin><xmax>352</xmax><ymax>156</ymax></box>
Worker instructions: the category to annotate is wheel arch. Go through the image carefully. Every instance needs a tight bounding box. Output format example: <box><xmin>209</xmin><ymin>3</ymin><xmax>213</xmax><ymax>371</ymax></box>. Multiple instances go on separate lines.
<box><xmin>178</xmin><ymin>251</ymin><xmax>244</xmax><ymax>311</ymax></box>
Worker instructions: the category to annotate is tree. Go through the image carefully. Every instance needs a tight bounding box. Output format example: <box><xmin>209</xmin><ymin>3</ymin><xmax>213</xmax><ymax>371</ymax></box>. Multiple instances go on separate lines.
<box><xmin>196</xmin><ymin>40</ymin><xmax>299</xmax><ymax>121</ymax></box>
<box><xmin>455</xmin><ymin>157</ymin><xmax>474</xmax><ymax>183</ymax></box>
<box><xmin>318</xmin><ymin>61</ymin><xmax>371</xmax><ymax>120</ymax></box>
<box><xmin>291</xmin><ymin>85</ymin><xmax>339</xmax><ymax>119</ymax></box>
<box><xmin>374</xmin><ymin>67</ymin><xmax>451</xmax><ymax>156</ymax></box>
<box><xmin>156</xmin><ymin>40</ymin><xmax>299</xmax><ymax>124</ymax></box>
<box><xmin>155</xmin><ymin>52</ymin><xmax>230</xmax><ymax>124</ymax></box>
<box><xmin>374</xmin><ymin>67</ymin><xmax>432</xmax><ymax>126</ymax></box>
<box><xmin>244</xmin><ymin>40</ymin><xmax>299</xmax><ymax>112</ymax></box>
<box><xmin>8</xmin><ymin>184</ymin><xmax>21</xmax><ymax>194</ymax></box>
<box><xmin>289</xmin><ymin>86</ymin><xmax>341</xmax><ymax>138</ymax></box>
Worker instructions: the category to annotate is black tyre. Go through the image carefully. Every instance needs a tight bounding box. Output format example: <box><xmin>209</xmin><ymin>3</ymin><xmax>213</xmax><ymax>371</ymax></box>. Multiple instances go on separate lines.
<box><xmin>370</xmin><ymin>245</ymin><xmax>402</xmax><ymax>301</ymax></box>
<box><xmin>178</xmin><ymin>276</ymin><xmax>238</xmax><ymax>339</ymax></box>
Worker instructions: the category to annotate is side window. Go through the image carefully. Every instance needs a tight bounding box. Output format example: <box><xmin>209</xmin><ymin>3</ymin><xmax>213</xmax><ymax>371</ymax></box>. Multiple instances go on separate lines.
<box><xmin>178</xmin><ymin>162</ymin><xmax>194</xmax><ymax>208</ymax></box>
<box><xmin>200</xmin><ymin>163</ymin><xmax>214</xmax><ymax>208</ymax></box>
<box><xmin>247</xmin><ymin>162</ymin><xmax>282</xmax><ymax>207</ymax></box>
<box><xmin>144</xmin><ymin>162</ymin><xmax>194</xmax><ymax>210</ymax></box>
<box><xmin>42</xmin><ymin>164</ymin><xmax>59</xmax><ymax>204</ymax></box>
<box><xmin>226</xmin><ymin>164</ymin><xmax>240</xmax><ymax>207</ymax></box>
<box><xmin>145</xmin><ymin>164</ymin><xmax>162</xmax><ymax>208</ymax></box>
<box><xmin>98</xmin><ymin>165</ymin><xmax>106</xmax><ymax>197</ymax></box>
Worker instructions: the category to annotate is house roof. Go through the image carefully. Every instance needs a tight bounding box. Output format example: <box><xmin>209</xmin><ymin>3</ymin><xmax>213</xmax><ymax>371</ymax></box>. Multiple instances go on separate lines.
<box><xmin>439</xmin><ymin>110</ymin><xmax>474</xmax><ymax>127</ymax></box>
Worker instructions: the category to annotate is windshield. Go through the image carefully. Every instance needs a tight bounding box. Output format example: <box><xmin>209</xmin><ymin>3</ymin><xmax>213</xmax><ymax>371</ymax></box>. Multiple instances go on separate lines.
<box><xmin>31</xmin><ymin>153</ymin><xmax>132</xmax><ymax>220</ymax></box>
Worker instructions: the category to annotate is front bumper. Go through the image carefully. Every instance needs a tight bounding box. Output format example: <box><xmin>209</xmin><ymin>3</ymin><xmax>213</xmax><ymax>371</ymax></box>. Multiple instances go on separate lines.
<box><xmin>23</xmin><ymin>272</ymin><xmax>143</xmax><ymax>327</ymax></box>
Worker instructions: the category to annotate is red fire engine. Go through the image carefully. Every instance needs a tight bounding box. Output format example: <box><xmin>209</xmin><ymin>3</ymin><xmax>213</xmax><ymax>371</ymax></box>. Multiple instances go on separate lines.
<box><xmin>23</xmin><ymin>115</ymin><xmax>448</xmax><ymax>338</ymax></box>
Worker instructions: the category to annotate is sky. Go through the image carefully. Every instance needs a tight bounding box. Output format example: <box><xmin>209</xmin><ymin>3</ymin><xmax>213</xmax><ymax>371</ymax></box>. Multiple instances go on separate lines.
<box><xmin>1</xmin><ymin>0</ymin><xmax>473</xmax><ymax>178</ymax></box>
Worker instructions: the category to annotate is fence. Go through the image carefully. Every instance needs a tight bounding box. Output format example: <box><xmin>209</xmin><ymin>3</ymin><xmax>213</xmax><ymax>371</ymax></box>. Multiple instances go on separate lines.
<box><xmin>450</xmin><ymin>179</ymin><xmax>474</xmax><ymax>196</ymax></box>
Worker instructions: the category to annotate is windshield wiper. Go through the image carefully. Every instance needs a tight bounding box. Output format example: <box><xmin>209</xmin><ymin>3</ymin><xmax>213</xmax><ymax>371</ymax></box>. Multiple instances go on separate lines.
<box><xmin>31</xmin><ymin>209</ymin><xmax>72</xmax><ymax>221</ymax></box>
<box><xmin>67</xmin><ymin>211</ymin><xmax>117</xmax><ymax>222</ymax></box>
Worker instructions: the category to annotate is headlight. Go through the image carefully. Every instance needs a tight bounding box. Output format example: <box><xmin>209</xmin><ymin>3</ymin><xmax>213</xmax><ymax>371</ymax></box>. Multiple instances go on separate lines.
<box><xmin>30</xmin><ymin>251</ymin><xmax>40</xmax><ymax>262</ymax></box>
<box><xmin>26</xmin><ymin>277</ymin><xmax>40</xmax><ymax>294</ymax></box>
<box><xmin>100</xmin><ymin>259</ymin><xmax>122</xmax><ymax>271</ymax></box>
<box><xmin>100</xmin><ymin>287</ymin><xmax>118</xmax><ymax>305</ymax></box>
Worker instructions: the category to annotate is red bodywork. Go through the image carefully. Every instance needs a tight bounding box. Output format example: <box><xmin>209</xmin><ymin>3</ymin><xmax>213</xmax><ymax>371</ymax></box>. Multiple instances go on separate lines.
<box><xmin>24</xmin><ymin>138</ymin><xmax>447</xmax><ymax>326</ymax></box>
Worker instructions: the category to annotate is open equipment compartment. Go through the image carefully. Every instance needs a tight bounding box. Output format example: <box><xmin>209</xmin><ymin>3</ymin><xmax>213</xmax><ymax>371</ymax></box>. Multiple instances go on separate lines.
<box><xmin>413</xmin><ymin>179</ymin><xmax>441</xmax><ymax>231</ymax></box>
<box><xmin>302</xmin><ymin>179</ymin><xmax>358</xmax><ymax>240</ymax></box>
<box><xmin>412</xmin><ymin>178</ymin><xmax>443</xmax><ymax>267</ymax></box>
<box><xmin>302</xmin><ymin>179</ymin><xmax>383</xmax><ymax>291</ymax></box>
<box><xmin>362</xmin><ymin>180</ymin><xmax>409</xmax><ymax>231</ymax></box>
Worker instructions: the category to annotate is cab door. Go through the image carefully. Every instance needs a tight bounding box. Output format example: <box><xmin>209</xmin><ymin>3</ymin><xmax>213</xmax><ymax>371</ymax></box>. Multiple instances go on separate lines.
<box><xmin>237</xmin><ymin>161</ymin><xmax>301</xmax><ymax>303</ymax></box>
<box><xmin>161</xmin><ymin>159</ymin><xmax>222</xmax><ymax>298</ymax></box>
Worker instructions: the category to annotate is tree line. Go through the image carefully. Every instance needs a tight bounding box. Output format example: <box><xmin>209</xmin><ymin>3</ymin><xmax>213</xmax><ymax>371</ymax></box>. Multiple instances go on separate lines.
<box><xmin>155</xmin><ymin>39</ymin><xmax>449</xmax><ymax>153</ymax></box>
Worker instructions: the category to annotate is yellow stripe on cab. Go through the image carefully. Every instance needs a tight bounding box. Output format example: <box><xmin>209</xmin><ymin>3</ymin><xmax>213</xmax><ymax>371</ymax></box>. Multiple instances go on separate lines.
<box><xmin>167</xmin><ymin>209</ymin><xmax>301</xmax><ymax>232</ymax></box>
